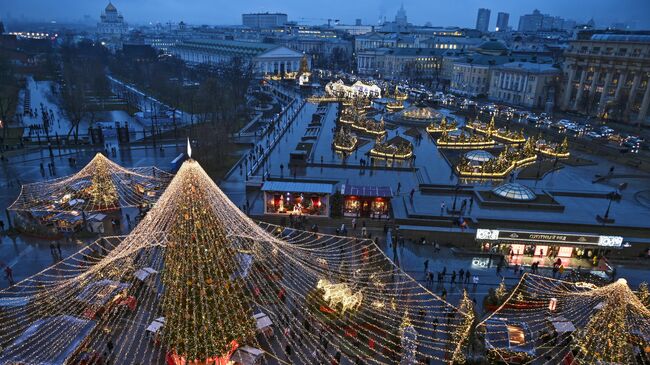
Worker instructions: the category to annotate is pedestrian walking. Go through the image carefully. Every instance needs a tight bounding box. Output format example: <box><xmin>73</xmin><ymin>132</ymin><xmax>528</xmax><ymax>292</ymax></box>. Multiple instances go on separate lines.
<box><xmin>459</xmin><ymin>269</ymin><xmax>465</xmax><ymax>282</ymax></box>
<box><xmin>409</xmin><ymin>188</ymin><xmax>415</xmax><ymax>202</ymax></box>
<box><xmin>472</xmin><ymin>275</ymin><xmax>479</xmax><ymax>290</ymax></box>
<box><xmin>465</xmin><ymin>270</ymin><xmax>471</xmax><ymax>284</ymax></box>
<box><xmin>57</xmin><ymin>242</ymin><xmax>62</xmax><ymax>257</ymax></box>
<box><xmin>441</xmin><ymin>266</ymin><xmax>447</xmax><ymax>281</ymax></box>
<box><xmin>397</xmin><ymin>182</ymin><xmax>401</xmax><ymax>194</ymax></box>
<box><xmin>424</xmin><ymin>259</ymin><xmax>429</xmax><ymax>273</ymax></box>
<box><xmin>451</xmin><ymin>271</ymin><xmax>456</xmax><ymax>284</ymax></box>
<box><xmin>4</xmin><ymin>266</ymin><xmax>14</xmax><ymax>285</ymax></box>
<box><xmin>49</xmin><ymin>242</ymin><xmax>57</xmax><ymax>256</ymax></box>
<box><xmin>351</xmin><ymin>218</ymin><xmax>357</xmax><ymax>231</ymax></box>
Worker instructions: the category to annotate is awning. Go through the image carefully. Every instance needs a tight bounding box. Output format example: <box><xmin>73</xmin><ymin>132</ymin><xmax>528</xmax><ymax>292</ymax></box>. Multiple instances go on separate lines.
<box><xmin>0</xmin><ymin>296</ymin><xmax>32</xmax><ymax>308</ymax></box>
<box><xmin>0</xmin><ymin>315</ymin><xmax>97</xmax><ymax>365</ymax></box>
<box><xmin>261</xmin><ymin>181</ymin><xmax>334</xmax><ymax>194</ymax></box>
<box><xmin>552</xmin><ymin>321</ymin><xmax>576</xmax><ymax>333</ymax></box>
<box><xmin>146</xmin><ymin>317</ymin><xmax>166</xmax><ymax>334</ymax></box>
<box><xmin>341</xmin><ymin>184</ymin><xmax>393</xmax><ymax>198</ymax></box>
<box><xmin>254</xmin><ymin>312</ymin><xmax>273</xmax><ymax>331</ymax></box>
<box><xmin>134</xmin><ymin>267</ymin><xmax>158</xmax><ymax>281</ymax></box>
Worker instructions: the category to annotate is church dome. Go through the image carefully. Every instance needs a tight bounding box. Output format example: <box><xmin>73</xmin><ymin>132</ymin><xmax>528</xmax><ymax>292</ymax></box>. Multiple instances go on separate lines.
<box><xmin>105</xmin><ymin>2</ymin><xmax>117</xmax><ymax>12</ymax></box>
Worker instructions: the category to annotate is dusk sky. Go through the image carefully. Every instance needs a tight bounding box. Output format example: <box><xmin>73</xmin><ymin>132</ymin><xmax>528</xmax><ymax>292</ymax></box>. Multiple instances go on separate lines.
<box><xmin>2</xmin><ymin>0</ymin><xmax>649</xmax><ymax>29</ymax></box>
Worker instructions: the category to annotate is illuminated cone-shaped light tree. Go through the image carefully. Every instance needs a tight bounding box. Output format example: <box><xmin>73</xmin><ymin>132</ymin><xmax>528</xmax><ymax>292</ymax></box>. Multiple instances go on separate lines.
<box><xmin>576</xmin><ymin>279</ymin><xmax>639</xmax><ymax>364</ymax></box>
<box><xmin>162</xmin><ymin>159</ymin><xmax>255</xmax><ymax>363</ymax></box>
<box><xmin>86</xmin><ymin>154</ymin><xmax>119</xmax><ymax>210</ymax></box>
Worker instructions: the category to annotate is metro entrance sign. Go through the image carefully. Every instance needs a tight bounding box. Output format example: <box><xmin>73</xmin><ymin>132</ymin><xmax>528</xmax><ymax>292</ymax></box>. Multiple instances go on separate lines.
<box><xmin>475</xmin><ymin>229</ymin><xmax>623</xmax><ymax>248</ymax></box>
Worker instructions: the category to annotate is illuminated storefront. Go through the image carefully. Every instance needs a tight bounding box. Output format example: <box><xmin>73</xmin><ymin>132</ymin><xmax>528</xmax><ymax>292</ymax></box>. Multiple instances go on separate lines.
<box><xmin>340</xmin><ymin>184</ymin><xmax>392</xmax><ymax>219</ymax></box>
<box><xmin>475</xmin><ymin>229</ymin><xmax>623</xmax><ymax>268</ymax></box>
<box><xmin>261</xmin><ymin>181</ymin><xmax>334</xmax><ymax>217</ymax></box>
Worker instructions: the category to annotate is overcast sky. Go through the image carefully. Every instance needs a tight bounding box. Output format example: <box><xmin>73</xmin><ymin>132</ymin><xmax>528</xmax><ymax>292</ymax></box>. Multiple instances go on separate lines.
<box><xmin>2</xmin><ymin>0</ymin><xmax>649</xmax><ymax>29</ymax></box>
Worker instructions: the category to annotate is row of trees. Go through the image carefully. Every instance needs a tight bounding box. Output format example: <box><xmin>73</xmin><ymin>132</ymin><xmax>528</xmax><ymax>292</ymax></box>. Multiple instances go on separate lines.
<box><xmin>0</xmin><ymin>52</ymin><xmax>19</xmax><ymax>146</ymax></box>
<box><xmin>58</xmin><ymin>40</ymin><xmax>111</xmax><ymax>142</ymax></box>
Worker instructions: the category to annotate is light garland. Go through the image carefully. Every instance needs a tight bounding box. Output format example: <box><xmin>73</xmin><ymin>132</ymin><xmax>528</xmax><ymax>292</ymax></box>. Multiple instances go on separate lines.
<box><xmin>0</xmin><ymin>158</ymin><xmax>472</xmax><ymax>364</ymax></box>
<box><xmin>9</xmin><ymin>153</ymin><xmax>173</xmax><ymax>214</ymax></box>
<box><xmin>478</xmin><ymin>274</ymin><xmax>650</xmax><ymax>365</ymax></box>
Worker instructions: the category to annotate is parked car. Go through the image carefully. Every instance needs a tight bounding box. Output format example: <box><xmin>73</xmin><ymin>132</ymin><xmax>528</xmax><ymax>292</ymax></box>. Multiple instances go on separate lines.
<box><xmin>586</xmin><ymin>131</ymin><xmax>602</xmax><ymax>139</ymax></box>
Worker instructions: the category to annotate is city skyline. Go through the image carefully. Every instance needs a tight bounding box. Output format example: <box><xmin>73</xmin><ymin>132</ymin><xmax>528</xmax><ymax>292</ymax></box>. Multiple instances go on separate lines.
<box><xmin>2</xmin><ymin>0</ymin><xmax>649</xmax><ymax>29</ymax></box>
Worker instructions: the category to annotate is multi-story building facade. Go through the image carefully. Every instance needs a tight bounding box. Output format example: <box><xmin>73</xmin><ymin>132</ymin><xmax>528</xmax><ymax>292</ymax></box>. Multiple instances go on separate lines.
<box><xmin>560</xmin><ymin>33</ymin><xmax>650</xmax><ymax>125</ymax></box>
<box><xmin>356</xmin><ymin>48</ymin><xmax>444</xmax><ymax>80</ymax></box>
<box><xmin>489</xmin><ymin>62</ymin><xmax>560</xmax><ymax>108</ymax></box>
<box><xmin>448</xmin><ymin>40</ymin><xmax>554</xmax><ymax>97</ymax></box>
<box><xmin>496</xmin><ymin>12</ymin><xmax>509</xmax><ymax>32</ymax></box>
<box><xmin>242</xmin><ymin>13</ymin><xmax>288</xmax><ymax>29</ymax></box>
<box><xmin>518</xmin><ymin>9</ymin><xmax>574</xmax><ymax>32</ymax></box>
<box><xmin>476</xmin><ymin>8</ymin><xmax>491</xmax><ymax>33</ymax></box>
<box><xmin>449</xmin><ymin>57</ymin><xmax>492</xmax><ymax>96</ymax></box>
<box><xmin>170</xmin><ymin>39</ymin><xmax>307</xmax><ymax>76</ymax></box>
<box><xmin>419</xmin><ymin>36</ymin><xmax>483</xmax><ymax>51</ymax></box>
<box><xmin>354</xmin><ymin>32</ymin><xmax>417</xmax><ymax>52</ymax></box>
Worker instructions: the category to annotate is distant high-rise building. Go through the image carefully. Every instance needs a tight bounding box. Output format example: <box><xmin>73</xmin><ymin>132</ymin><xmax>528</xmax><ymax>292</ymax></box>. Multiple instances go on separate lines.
<box><xmin>395</xmin><ymin>4</ymin><xmax>408</xmax><ymax>26</ymax></box>
<box><xmin>476</xmin><ymin>8</ymin><xmax>491</xmax><ymax>32</ymax></box>
<box><xmin>496</xmin><ymin>12</ymin><xmax>509</xmax><ymax>32</ymax></box>
<box><xmin>0</xmin><ymin>21</ymin><xmax>5</xmax><ymax>34</ymax></box>
<box><xmin>518</xmin><ymin>9</ymin><xmax>544</xmax><ymax>32</ymax></box>
<box><xmin>355</xmin><ymin>18</ymin><xmax>362</xmax><ymax>26</ymax></box>
<box><xmin>242</xmin><ymin>13</ymin><xmax>288</xmax><ymax>28</ymax></box>
<box><xmin>518</xmin><ymin>9</ymin><xmax>573</xmax><ymax>32</ymax></box>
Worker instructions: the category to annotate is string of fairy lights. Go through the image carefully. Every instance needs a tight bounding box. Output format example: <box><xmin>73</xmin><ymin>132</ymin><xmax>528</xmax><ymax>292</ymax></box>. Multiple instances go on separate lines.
<box><xmin>8</xmin><ymin>153</ymin><xmax>173</xmax><ymax>213</ymax></box>
<box><xmin>0</xmin><ymin>158</ymin><xmax>472</xmax><ymax>365</ymax></box>
<box><xmin>1</xmin><ymin>155</ymin><xmax>648</xmax><ymax>364</ymax></box>
<box><xmin>478</xmin><ymin>273</ymin><xmax>650</xmax><ymax>364</ymax></box>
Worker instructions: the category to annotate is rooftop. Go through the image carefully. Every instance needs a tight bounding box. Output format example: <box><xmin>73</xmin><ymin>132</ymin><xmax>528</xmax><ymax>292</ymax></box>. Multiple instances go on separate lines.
<box><xmin>494</xmin><ymin>62</ymin><xmax>560</xmax><ymax>74</ymax></box>
<box><xmin>590</xmin><ymin>34</ymin><xmax>650</xmax><ymax>43</ymax></box>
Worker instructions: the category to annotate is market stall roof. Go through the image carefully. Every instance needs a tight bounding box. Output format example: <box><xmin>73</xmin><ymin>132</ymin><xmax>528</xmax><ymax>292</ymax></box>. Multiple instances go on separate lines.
<box><xmin>0</xmin><ymin>296</ymin><xmax>31</xmax><ymax>308</ymax></box>
<box><xmin>75</xmin><ymin>279</ymin><xmax>131</xmax><ymax>306</ymax></box>
<box><xmin>484</xmin><ymin>319</ymin><xmax>536</xmax><ymax>355</ymax></box>
<box><xmin>551</xmin><ymin>320</ymin><xmax>576</xmax><ymax>333</ymax></box>
<box><xmin>341</xmin><ymin>184</ymin><xmax>393</xmax><ymax>198</ymax></box>
<box><xmin>261</xmin><ymin>181</ymin><xmax>335</xmax><ymax>194</ymax></box>
<box><xmin>0</xmin><ymin>315</ymin><xmax>97</xmax><ymax>365</ymax></box>
<box><xmin>230</xmin><ymin>346</ymin><xmax>265</xmax><ymax>365</ymax></box>
<box><xmin>254</xmin><ymin>312</ymin><xmax>273</xmax><ymax>331</ymax></box>
<box><xmin>134</xmin><ymin>267</ymin><xmax>158</xmax><ymax>281</ymax></box>
<box><xmin>146</xmin><ymin>317</ymin><xmax>165</xmax><ymax>334</ymax></box>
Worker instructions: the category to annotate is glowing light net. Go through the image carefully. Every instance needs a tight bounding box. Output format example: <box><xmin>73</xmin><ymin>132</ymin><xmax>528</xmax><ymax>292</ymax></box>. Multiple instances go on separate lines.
<box><xmin>0</xmin><ymin>159</ymin><xmax>471</xmax><ymax>364</ymax></box>
<box><xmin>8</xmin><ymin>153</ymin><xmax>173</xmax><ymax>213</ymax></box>
<box><xmin>478</xmin><ymin>273</ymin><xmax>650</xmax><ymax>364</ymax></box>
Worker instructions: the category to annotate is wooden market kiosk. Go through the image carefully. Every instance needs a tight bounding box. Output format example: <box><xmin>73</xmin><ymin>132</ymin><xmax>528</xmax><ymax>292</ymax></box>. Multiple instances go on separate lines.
<box><xmin>475</xmin><ymin>228</ymin><xmax>623</xmax><ymax>271</ymax></box>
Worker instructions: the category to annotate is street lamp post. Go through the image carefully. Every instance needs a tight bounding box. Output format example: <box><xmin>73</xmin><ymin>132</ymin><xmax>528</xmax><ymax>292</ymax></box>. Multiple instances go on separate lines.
<box><xmin>596</xmin><ymin>191</ymin><xmax>617</xmax><ymax>224</ymax></box>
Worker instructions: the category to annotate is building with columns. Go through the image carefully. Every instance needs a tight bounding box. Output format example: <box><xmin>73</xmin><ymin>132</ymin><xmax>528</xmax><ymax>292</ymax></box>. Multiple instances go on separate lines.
<box><xmin>560</xmin><ymin>33</ymin><xmax>650</xmax><ymax>125</ymax></box>
<box><xmin>170</xmin><ymin>39</ymin><xmax>308</xmax><ymax>76</ymax></box>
